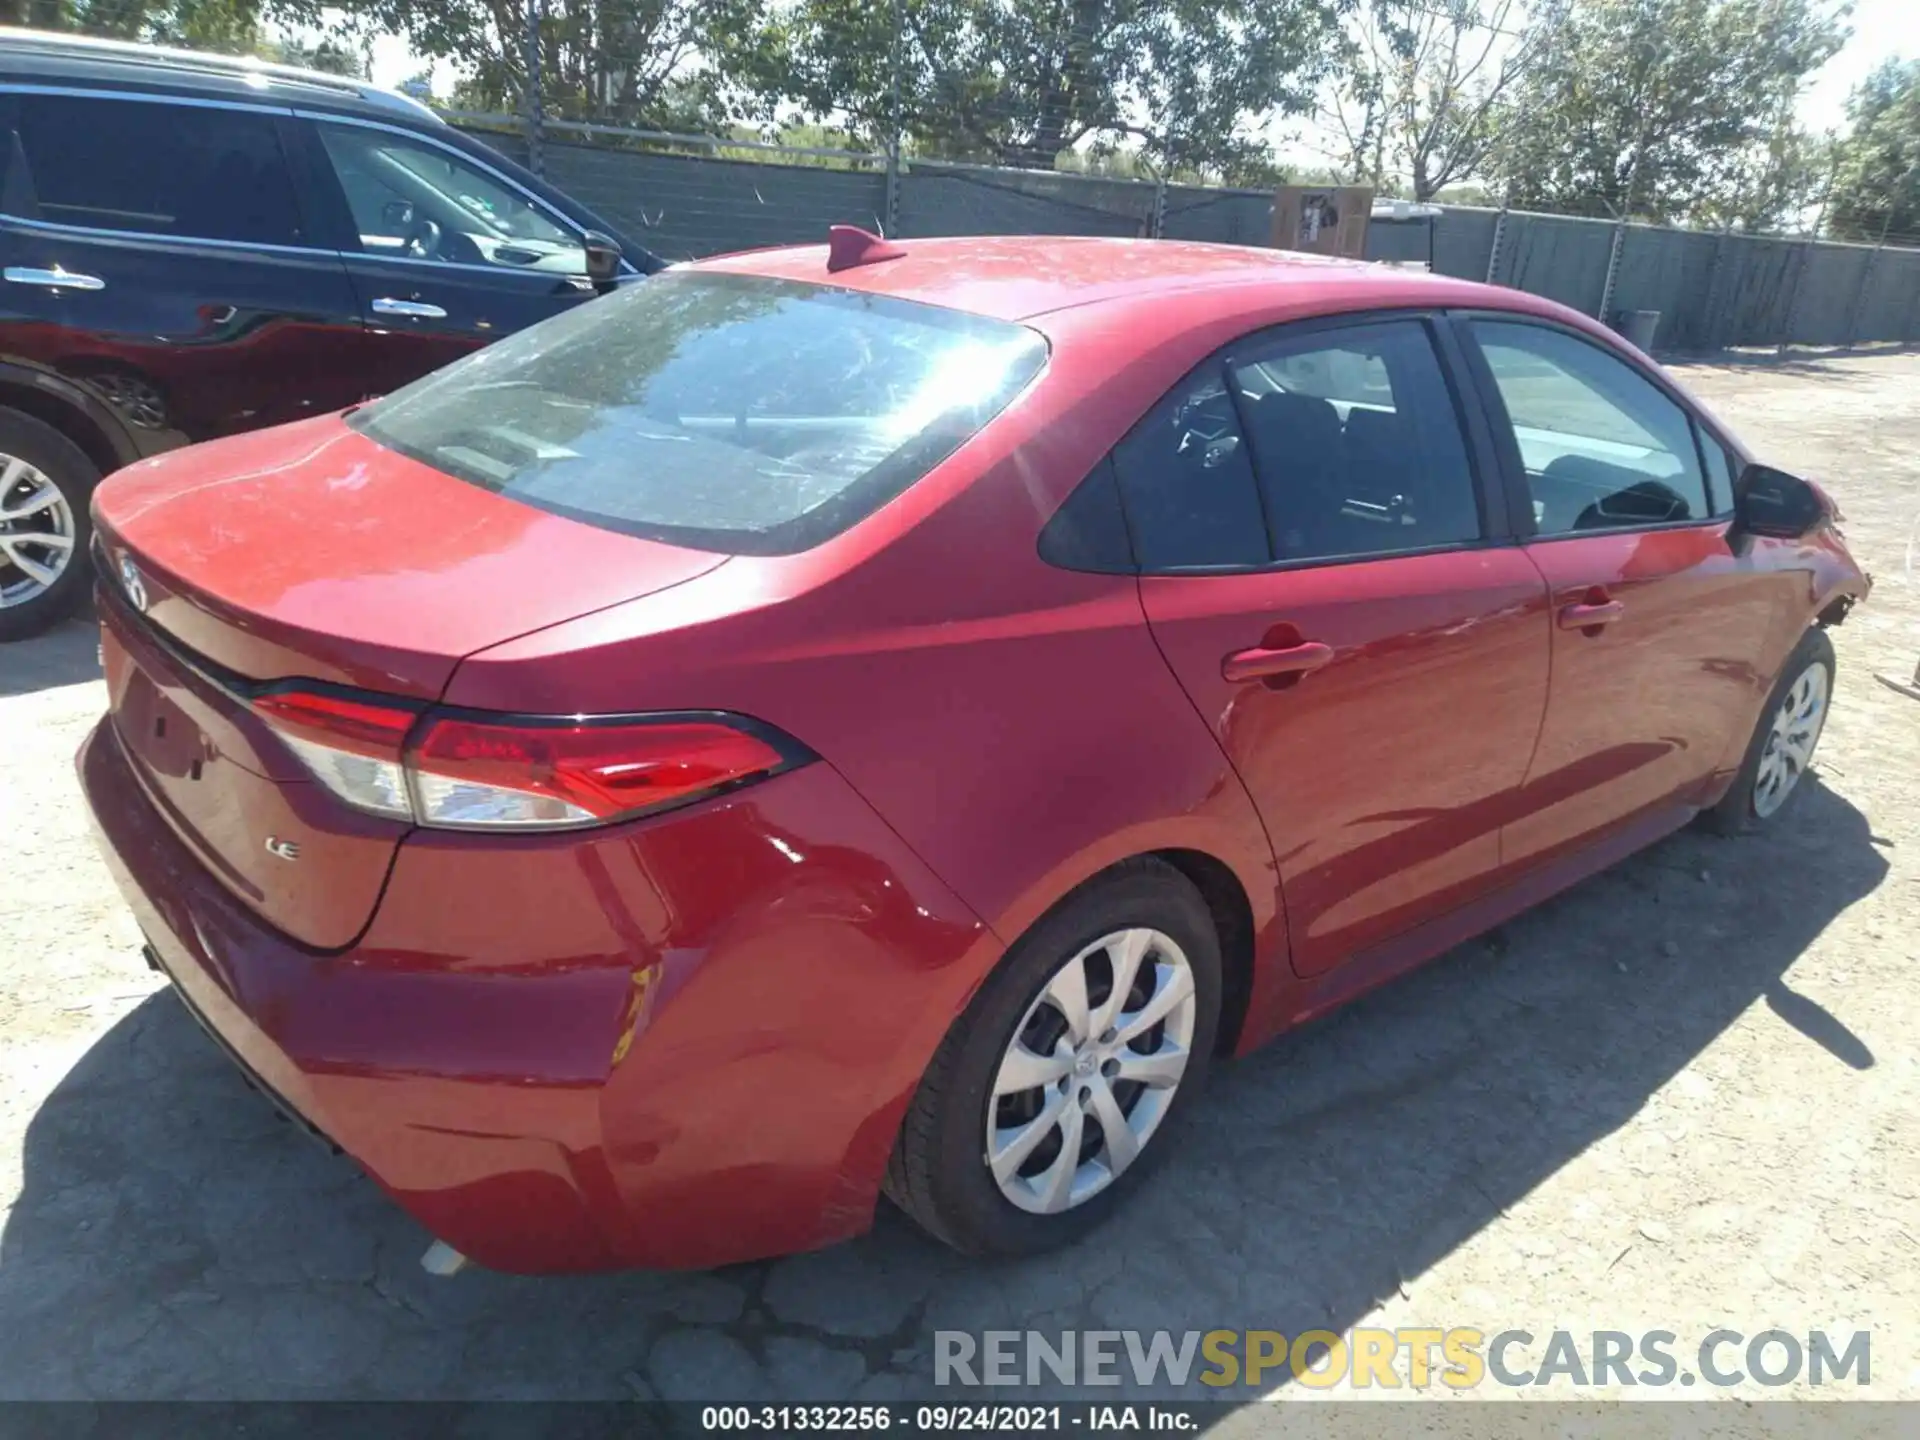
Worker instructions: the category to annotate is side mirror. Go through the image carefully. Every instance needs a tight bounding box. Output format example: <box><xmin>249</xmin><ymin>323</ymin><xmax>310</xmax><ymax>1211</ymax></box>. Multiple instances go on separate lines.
<box><xmin>582</xmin><ymin>230</ymin><xmax>622</xmax><ymax>286</ymax></box>
<box><xmin>1732</xmin><ymin>463</ymin><xmax>1830</xmax><ymax>541</ymax></box>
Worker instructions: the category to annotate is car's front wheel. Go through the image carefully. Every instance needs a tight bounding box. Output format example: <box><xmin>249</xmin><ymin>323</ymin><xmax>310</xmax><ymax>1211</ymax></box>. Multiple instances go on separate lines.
<box><xmin>0</xmin><ymin>409</ymin><xmax>98</xmax><ymax>643</ymax></box>
<box><xmin>1704</xmin><ymin>626</ymin><xmax>1836</xmax><ymax>833</ymax></box>
<box><xmin>885</xmin><ymin>858</ymin><xmax>1222</xmax><ymax>1256</ymax></box>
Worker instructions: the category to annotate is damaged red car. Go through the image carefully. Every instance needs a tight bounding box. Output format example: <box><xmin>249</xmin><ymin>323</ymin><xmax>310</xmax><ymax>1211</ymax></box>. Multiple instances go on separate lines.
<box><xmin>78</xmin><ymin>233</ymin><xmax>1868</xmax><ymax>1272</ymax></box>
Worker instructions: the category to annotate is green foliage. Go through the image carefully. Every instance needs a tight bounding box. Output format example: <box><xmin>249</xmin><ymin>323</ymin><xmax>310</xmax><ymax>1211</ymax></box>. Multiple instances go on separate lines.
<box><xmin>310</xmin><ymin>0</ymin><xmax>766</xmax><ymax>134</ymax></box>
<box><xmin>1488</xmin><ymin>0</ymin><xmax>1845</xmax><ymax>224</ymax></box>
<box><xmin>736</xmin><ymin>0</ymin><xmax>1347</xmax><ymax>182</ymax></box>
<box><xmin>1827</xmin><ymin>59</ymin><xmax>1920</xmax><ymax>242</ymax></box>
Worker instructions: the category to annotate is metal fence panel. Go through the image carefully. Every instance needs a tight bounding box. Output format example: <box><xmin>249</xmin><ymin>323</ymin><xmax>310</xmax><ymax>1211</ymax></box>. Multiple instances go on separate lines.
<box><xmin>538</xmin><ymin>142</ymin><xmax>888</xmax><ymax>260</ymax></box>
<box><xmin>1607</xmin><ymin>226</ymin><xmax>1716</xmax><ymax>351</ymax></box>
<box><xmin>1493</xmin><ymin>213</ymin><xmax>1618</xmax><ymax>315</ymax></box>
<box><xmin>1860</xmin><ymin>248</ymin><xmax>1920</xmax><ymax>343</ymax></box>
<box><xmin>1716</xmin><ymin>236</ymin><xmax>1802</xmax><ymax>347</ymax></box>
<box><xmin>1429</xmin><ymin>207</ymin><xmax>1500</xmax><ymax>281</ymax></box>
<box><xmin>1794</xmin><ymin>245</ymin><xmax>1872</xmax><ymax>347</ymax></box>
<box><xmin>1160</xmin><ymin>186</ymin><xmax>1272</xmax><ymax>245</ymax></box>
<box><xmin>897</xmin><ymin>165</ymin><xmax>1151</xmax><ymax>238</ymax></box>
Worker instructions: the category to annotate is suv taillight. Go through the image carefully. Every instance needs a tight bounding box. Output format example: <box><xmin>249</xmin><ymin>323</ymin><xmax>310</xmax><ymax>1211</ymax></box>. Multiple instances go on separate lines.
<box><xmin>252</xmin><ymin>686</ymin><xmax>804</xmax><ymax>831</ymax></box>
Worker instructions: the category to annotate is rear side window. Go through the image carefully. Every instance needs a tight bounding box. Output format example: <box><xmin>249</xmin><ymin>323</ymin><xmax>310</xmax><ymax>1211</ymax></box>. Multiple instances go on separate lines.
<box><xmin>351</xmin><ymin>271</ymin><xmax>1047</xmax><ymax>555</ymax></box>
<box><xmin>8</xmin><ymin>95</ymin><xmax>303</xmax><ymax>246</ymax></box>
<box><xmin>1230</xmin><ymin>320</ymin><xmax>1481</xmax><ymax>559</ymax></box>
<box><xmin>1110</xmin><ymin>368</ymin><xmax>1271</xmax><ymax>570</ymax></box>
<box><xmin>1109</xmin><ymin>318</ymin><xmax>1482</xmax><ymax>570</ymax></box>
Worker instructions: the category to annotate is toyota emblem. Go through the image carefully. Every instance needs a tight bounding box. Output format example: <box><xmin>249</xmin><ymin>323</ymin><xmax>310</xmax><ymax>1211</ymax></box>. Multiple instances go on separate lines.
<box><xmin>118</xmin><ymin>554</ymin><xmax>148</xmax><ymax>612</ymax></box>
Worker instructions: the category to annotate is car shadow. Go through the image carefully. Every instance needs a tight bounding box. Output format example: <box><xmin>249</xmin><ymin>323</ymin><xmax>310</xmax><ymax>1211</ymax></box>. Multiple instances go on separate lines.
<box><xmin>0</xmin><ymin>779</ymin><xmax>1886</xmax><ymax>1407</ymax></box>
<box><xmin>0</xmin><ymin>615</ymin><xmax>100</xmax><ymax>698</ymax></box>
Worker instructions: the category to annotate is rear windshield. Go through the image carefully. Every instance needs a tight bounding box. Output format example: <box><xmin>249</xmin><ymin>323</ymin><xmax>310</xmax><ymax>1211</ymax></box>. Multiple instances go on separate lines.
<box><xmin>349</xmin><ymin>270</ymin><xmax>1048</xmax><ymax>555</ymax></box>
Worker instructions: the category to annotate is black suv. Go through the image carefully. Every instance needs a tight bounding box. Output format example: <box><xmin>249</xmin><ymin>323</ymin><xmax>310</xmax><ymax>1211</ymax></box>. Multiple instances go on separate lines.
<box><xmin>0</xmin><ymin>27</ymin><xmax>656</xmax><ymax>640</ymax></box>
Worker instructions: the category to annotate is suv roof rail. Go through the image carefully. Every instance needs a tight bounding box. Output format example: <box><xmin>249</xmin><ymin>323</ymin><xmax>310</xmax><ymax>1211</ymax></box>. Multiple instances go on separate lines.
<box><xmin>0</xmin><ymin>25</ymin><xmax>441</xmax><ymax>123</ymax></box>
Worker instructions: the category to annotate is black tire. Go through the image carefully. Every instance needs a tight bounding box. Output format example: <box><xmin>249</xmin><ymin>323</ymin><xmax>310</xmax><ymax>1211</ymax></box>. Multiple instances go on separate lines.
<box><xmin>884</xmin><ymin>857</ymin><xmax>1222</xmax><ymax>1257</ymax></box>
<box><xmin>0</xmin><ymin>408</ymin><xmax>98</xmax><ymax>643</ymax></box>
<box><xmin>1702</xmin><ymin>625</ymin><xmax>1836</xmax><ymax>835</ymax></box>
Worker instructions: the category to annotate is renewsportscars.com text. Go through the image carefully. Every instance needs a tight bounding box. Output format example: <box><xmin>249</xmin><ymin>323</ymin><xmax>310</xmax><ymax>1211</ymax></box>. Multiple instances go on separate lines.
<box><xmin>934</xmin><ymin>1328</ymin><xmax>1871</xmax><ymax>1391</ymax></box>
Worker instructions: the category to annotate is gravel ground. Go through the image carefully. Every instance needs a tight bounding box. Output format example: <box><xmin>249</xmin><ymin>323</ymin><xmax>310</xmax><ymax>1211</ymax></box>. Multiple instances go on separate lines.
<box><xmin>1</xmin><ymin>351</ymin><xmax>1916</xmax><ymax>1415</ymax></box>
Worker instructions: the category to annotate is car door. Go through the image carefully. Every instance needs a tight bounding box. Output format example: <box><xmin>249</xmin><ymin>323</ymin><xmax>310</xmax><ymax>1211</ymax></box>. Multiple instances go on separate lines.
<box><xmin>1123</xmin><ymin>314</ymin><xmax>1552</xmax><ymax>976</ymax></box>
<box><xmin>0</xmin><ymin>88</ymin><xmax>366</xmax><ymax>446</ymax></box>
<box><xmin>1456</xmin><ymin>314</ymin><xmax>1777</xmax><ymax>872</ymax></box>
<box><xmin>292</xmin><ymin>114</ymin><xmax>603</xmax><ymax>394</ymax></box>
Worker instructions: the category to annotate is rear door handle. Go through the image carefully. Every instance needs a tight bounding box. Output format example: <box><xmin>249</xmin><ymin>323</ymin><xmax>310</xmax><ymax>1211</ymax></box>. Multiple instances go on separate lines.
<box><xmin>1222</xmin><ymin>640</ymin><xmax>1335</xmax><ymax>683</ymax></box>
<box><xmin>1558</xmin><ymin>599</ymin><xmax>1625</xmax><ymax>631</ymax></box>
<box><xmin>4</xmin><ymin>266</ymin><xmax>105</xmax><ymax>291</ymax></box>
<box><xmin>370</xmin><ymin>297</ymin><xmax>448</xmax><ymax>319</ymax></box>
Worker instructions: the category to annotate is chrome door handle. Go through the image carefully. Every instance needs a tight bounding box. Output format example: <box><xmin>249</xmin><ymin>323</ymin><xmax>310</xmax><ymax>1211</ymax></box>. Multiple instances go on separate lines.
<box><xmin>1557</xmin><ymin>599</ymin><xmax>1625</xmax><ymax>632</ymax></box>
<box><xmin>4</xmin><ymin>266</ymin><xmax>105</xmax><ymax>291</ymax></box>
<box><xmin>371</xmin><ymin>297</ymin><xmax>447</xmax><ymax>319</ymax></box>
<box><xmin>1222</xmin><ymin>640</ymin><xmax>1335</xmax><ymax>683</ymax></box>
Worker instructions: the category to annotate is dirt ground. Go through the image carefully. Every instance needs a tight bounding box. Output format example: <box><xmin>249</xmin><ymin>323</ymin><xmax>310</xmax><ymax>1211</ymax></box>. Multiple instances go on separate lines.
<box><xmin>1</xmin><ymin>351</ymin><xmax>1916</xmax><ymax>1415</ymax></box>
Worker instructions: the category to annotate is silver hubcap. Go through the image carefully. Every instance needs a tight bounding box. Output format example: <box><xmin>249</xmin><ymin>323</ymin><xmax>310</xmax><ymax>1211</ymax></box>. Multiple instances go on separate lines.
<box><xmin>986</xmin><ymin>928</ymin><xmax>1197</xmax><ymax>1215</ymax></box>
<box><xmin>1753</xmin><ymin>661</ymin><xmax>1829</xmax><ymax>817</ymax></box>
<box><xmin>0</xmin><ymin>455</ymin><xmax>76</xmax><ymax>608</ymax></box>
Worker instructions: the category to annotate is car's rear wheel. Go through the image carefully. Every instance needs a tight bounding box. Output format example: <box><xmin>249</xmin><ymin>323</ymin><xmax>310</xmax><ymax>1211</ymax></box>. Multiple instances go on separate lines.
<box><xmin>1704</xmin><ymin>626</ymin><xmax>1835</xmax><ymax>833</ymax></box>
<box><xmin>0</xmin><ymin>409</ymin><xmax>98</xmax><ymax>643</ymax></box>
<box><xmin>885</xmin><ymin>858</ymin><xmax>1221</xmax><ymax>1256</ymax></box>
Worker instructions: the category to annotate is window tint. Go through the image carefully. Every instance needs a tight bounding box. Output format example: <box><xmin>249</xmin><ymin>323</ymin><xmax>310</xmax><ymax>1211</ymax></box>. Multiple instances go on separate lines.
<box><xmin>1231</xmin><ymin>321</ymin><xmax>1481</xmax><ymax>560</ymax></box>
<box><xmin>1110</xmin><ymin>368</ymin><xmax>1271</xmax><ymax>570</ymax></box>
<box><xmin>351</xmin><ymin>271</ymin><xmax>1047</xmax><ymax>555</ymax></box>
<box><xmin>1698</xmin><ymin>427</ymin><xmax>1739</xmax><ymax>515</ymax></box>
<box><xmin>318</xmin><ymin>124</ymin><xmax>586</xmax><ymax>274</ymax></box>
<box><xmin>1472</xmin><ymin>321</ymin><xmax>1710</xmax><ymax>534</ymax></box>
<box><xmin>10</xmin><ymin>96</ymin><xmax>301</xmax><ymax>245</ymax></box>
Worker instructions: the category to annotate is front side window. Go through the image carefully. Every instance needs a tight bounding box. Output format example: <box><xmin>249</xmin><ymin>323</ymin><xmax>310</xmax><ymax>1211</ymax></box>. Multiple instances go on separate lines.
<box><xmin>8</xmin><ymin>95</ymin><xmax>302</xmax><ymax>245</ymax></box>
<box><xmin>1698</xmin><ymin>427</ymin><xmax>1739</xmax><ymax>516</ymax></box>
<box><xmin>351</xmin><ymin>270</ymin><xmax>1048</xmax><ymax>554</ymax></box>
<box><xmin>317</xmin><ymin>123</ymin><xmax>586</xmax><ymax>274</ymax></box>
<box><xmin>1471</xmin><ymin>320</ymin><xmax>1711</xmax><ymax>535</ymax></box>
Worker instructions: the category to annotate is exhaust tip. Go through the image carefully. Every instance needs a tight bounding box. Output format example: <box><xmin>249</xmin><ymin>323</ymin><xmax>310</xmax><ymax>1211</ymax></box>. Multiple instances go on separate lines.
<box><xmin>420</xmin><ymin>1240</ymin><xmax>469</xmax><ymax>1277</ymax></box>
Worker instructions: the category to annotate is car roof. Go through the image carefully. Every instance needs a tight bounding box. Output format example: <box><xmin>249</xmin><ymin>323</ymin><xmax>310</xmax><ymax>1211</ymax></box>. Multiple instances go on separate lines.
<box><xmin>0</xmin><ymin>25</ymin><xmax>441</xmax><ymax>126</ymax></box>
<box><xmin>691</xmin><ymin>234</ymin><xmax>1554</xmax><ymax>325</ymax></box>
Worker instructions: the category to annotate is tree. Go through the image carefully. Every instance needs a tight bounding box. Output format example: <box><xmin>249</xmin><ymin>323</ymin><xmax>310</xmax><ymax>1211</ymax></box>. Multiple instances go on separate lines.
<box><xmin>1326</xmin><ymin>0</ymin><xmax>1538</xmax><ymax>201</ymax></box>
<box><xmin>303</xmin><ymin>0</ymin><xmax>766</xmax><ymax>134</ymax></box>
<box><xmin>1827</xmin><ymin>59</ymin><xmax>1920</xmax><ymax>243</ymax></box>
<box><xmin>1487</xmin><ymin>0</ymin><xmax>1845</xmax><ymax>224</ymax></box>
<box><xmin>739</xmin><ymin>0</ymin><xmax>1347</xmax><ymax>181</ymax></box>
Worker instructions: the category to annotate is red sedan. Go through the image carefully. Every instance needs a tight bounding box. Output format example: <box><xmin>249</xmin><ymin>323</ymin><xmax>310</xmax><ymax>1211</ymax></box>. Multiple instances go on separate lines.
<box><xmin>77</xmin><ymin>233</ymin><xmax>1867</xmax><ymax>1272</ymax></box>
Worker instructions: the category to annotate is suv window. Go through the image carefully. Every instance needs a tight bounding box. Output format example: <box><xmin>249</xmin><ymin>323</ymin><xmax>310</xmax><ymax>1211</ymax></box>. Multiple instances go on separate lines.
<box><xmin>1470</xmin><ymin>320</ymin><xmax>1711</xmax><ymax>534</ymax></box>
<box><xmin>350</xmin><ymin>270</ymin><xmax>1047</xmax><ymax>555</ymax></box>
<box><xmin>8</xmin><ymin>95</ymin><xmax>302</xmax><ymax>246</ymax></box>
<box><xmin>317</xmin><ymin>123</ymin><xmax>586</xmax><ymax>274</ymax></box>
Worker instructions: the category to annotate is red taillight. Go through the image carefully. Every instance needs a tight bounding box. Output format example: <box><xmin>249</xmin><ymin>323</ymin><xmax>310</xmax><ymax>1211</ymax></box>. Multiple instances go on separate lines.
<box><xmin>408</xmin><ymin>715</ymin><xmax>791</xmax><ymax>829</ymax></box>
<box><xmin>252</xmin><ymin>685</ymin><xmax>800</xmax><ymax>831</ymax></box>
<box><xmin>252</xmin><ymin>687</ymin><xmax>420</xmax><ymax>820</ymax></box>
<box><xmin>252</xmin><ymin>688</ymin><xmax>418</xmax><ymax>757</ymax></box>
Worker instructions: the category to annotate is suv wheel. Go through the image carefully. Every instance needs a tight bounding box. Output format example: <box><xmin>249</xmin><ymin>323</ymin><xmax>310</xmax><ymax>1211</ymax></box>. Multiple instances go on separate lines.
<box><xmin>0</xmin><ymin>409</ymin><xmax>98</xmax><ymax>642</ymax></box>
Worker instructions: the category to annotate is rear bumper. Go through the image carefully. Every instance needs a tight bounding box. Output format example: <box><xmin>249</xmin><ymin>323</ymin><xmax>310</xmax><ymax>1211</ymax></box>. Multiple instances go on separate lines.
<box><xmin>78</xmin><ymin>717</ymin><xmax>997</xmax><ymax>1272</ymax></box>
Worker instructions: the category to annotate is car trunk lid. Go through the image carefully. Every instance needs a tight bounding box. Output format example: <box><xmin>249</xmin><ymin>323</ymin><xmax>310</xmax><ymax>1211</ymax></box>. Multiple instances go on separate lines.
<box><xmin>91</xmin><ymin>414</ymin><xmax>729</xmax><ymax>948</ymax></box>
